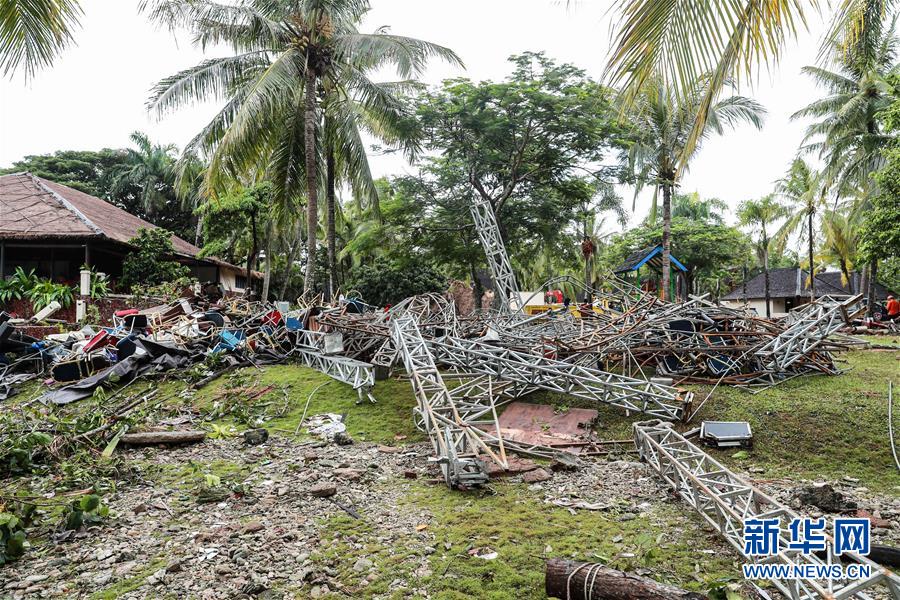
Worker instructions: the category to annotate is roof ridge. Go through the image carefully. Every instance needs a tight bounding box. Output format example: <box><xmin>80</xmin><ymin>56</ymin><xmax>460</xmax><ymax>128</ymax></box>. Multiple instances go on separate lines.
<box><xmin>26</xmin><ymin>172</ymin><xmax>104</xmax><ymax>236</ymax></box>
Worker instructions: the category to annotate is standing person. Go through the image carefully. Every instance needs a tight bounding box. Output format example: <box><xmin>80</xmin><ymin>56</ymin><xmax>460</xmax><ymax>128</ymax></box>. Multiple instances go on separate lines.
<box><xmin>886</xmin><ymin>295</ymin><xmax>900</xmax><ymax>322</ymax></box>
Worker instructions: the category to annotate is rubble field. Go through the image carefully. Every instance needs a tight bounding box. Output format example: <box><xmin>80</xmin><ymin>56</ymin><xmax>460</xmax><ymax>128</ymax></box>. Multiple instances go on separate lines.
<box><xmin>2</xmin><ymin>337</ymin><xmax>898</xmax><ymax>600</ymax></box>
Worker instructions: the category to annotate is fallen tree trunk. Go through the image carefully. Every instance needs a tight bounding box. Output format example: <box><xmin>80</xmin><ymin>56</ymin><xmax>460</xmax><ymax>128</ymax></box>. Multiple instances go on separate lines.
<box><xmin>120</xmin><ymin>430</ymin><xmax>206</xmax><ymax>446</ymax></box>
<box><xmin>545</xmin><ymin>559</ymin><xmax>708</xmax><ymax>600</ymax></box>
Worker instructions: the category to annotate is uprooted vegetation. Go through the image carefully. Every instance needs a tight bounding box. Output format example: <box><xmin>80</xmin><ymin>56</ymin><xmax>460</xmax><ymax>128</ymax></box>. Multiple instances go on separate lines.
<box><xmin>1</xmin><ymin>337</ymin><xmax>898</xmax><ymax>598</ymax></box>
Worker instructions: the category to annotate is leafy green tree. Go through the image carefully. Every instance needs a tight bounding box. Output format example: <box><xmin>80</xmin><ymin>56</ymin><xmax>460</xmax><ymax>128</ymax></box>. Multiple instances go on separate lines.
<box><xmin>198</xmin><ymin>183</ymin><xmax>273</xmax><ymax>290</ymax></box>
<box><xmin>623</xmin><ymin>75</ymin><xmax>765</xmax><ymax>301</ymax></box>
<box><xmin>597</xmin><ymin>218</ymin><xmax>752</xmax><ymax>298</ymax></box>
<box><xmin>862</xmin><ymin>146</ymin><xmax>900</xmax><ymax>267</ymax></box>
<box><xmin>0</xmin><ymin>0</ymin><xmax>81</xmax><ymax>78</ymax></box>
<box><xmin>142</xmin><ymin>0</ymin><xmax>460</xmax><ymax>297</ymax></box>
<box><xmin>120</xmin><ymin>228</ymin><xmax>191</xmax><ymax>291</ymax></box>
<box><xmin>345</xmin><ymin>258</ymin><xmax>446</xmax><ymax>307</ymax></box>
<box><xmin>1</xmin><ymin>149</ymin><xmax>126</xmax><ymax>196</ymax></box>
<box><xmin>738</xmin><ymin>195</ymin><xmax>790</xmax><ymax>318</ymax></box>
<box><xmin>412</xmin><ymin>53</ymin><xmax>626</xmax><ymax>298</ymax></box>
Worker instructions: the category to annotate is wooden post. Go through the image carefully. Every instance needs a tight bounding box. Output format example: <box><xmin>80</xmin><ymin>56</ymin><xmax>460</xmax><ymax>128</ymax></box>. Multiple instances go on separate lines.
<box><xmin>545</xmin><ymin>559</ymin><xmax>708</xmax><ymax>600</ymax></box>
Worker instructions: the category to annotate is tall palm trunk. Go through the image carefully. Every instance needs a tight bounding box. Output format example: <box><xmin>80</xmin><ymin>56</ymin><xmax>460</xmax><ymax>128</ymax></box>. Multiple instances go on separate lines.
<box><xmin>261</xmin><ymin>223</ymin><xmax>272</xmax><ymax>301</ymax></box>
<box><xmin>194</xmin><ymin>213</ymin><xmax>204</xmax><ymax>247</ymax></box>
<box><xmin>326</xmin><ymin>145</ymin><xmax>337</xmax><ymax>302</ymax></box>
<box><xmin>660</xmin><ymin>182</ymin><xmax>672</xmax><ymax>302</ymax></box>
<box><xmin>762</xmin><ymin>225</ymin><xmax>771</xmax><ymax>318</ymax></box>
<box><xmin>807</xmin><ymin>208</ymin><xmax>815</xmax><ymax>302</ymax></box>
<box><xmin>247</xmin><ymin>210</ymin><xmax>258</xmax><ymax>298</ymax></box>
<box><xmin>280</xmin><ymin>220</ymin><xmax>304</xmax><ymax>300</ymax></box>
<box><xmin>302</xmin><ymin>70</ymin><xmax>319</xmax><ymax>297</ymax></box>
<box><xmin>866</xmin><ymin>259</ymin><xmax>878</xmax><ymax>317</ymax></box>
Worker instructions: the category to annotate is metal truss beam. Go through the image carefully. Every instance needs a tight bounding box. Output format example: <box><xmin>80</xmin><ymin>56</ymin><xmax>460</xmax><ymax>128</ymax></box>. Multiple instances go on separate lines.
<box><xmin>290</xmin><ymin>330</ymin><xmax>376</xmax><ymax>403</ymax></box>
<box><xmin>432</xmin><ymin>336</ymin><xmax>690</xmax><ymax>421</ymax></box>
<box><xmin>470</xmin><ymin>196</ymin><xmax>522</xmax><ymax>313</ymax></box>
<box><xmin>755</xmin><ymin>295</ymin><xmax>864</xmax><ymax>373</ymax></box>
<box><xmin>390</xmin><ymin>315</ymin><xmax>497</xmax><ymax>488</ymax></box>
<box><xmin>634</xmin><ymin>420</ymin><xmax>900</xmax><ymax>600</ymax></box>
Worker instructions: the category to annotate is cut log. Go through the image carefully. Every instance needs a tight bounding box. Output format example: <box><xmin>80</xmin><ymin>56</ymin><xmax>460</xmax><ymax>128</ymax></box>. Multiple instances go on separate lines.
<box><xmin>545</xmin><ymin>558</ymin><xmax>708</xmax><ymax>600</ymax></box>
<box><xmin>120</xmin><ymin>430</ymin><xmax>207</xmax><ymax>446</ymax></box>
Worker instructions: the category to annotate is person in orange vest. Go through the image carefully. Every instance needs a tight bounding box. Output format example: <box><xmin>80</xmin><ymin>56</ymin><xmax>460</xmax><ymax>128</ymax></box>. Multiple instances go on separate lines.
<box><xmin>886</xmin><ymin>295</ymin><xmax>900</xmax><ymax>322</ymax></box>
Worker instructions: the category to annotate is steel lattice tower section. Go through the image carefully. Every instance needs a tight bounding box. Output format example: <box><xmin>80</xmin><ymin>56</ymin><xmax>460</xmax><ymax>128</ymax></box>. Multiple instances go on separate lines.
<box><xmin>390</xmin><ymin>315</ymin><xmax>493</xmax><ymax>488</ymax></box>
<box><xmin>470</xmin><ymin>196</ymin><xmax>523</xmax><ymax>313</ymax></box>
<box><xmin>754</xmin><ymin>295</ymin><xmax>864</xmax><ymax>373</ymax></box>
<box><xmin>634</xmin><ymin>420</ymin><xmax>900</xmax><ymax>600</ymax></box>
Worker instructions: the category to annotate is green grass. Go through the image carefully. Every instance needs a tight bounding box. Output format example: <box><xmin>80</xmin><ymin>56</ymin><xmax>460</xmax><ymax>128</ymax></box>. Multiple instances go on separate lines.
<box><xmin>173</xmin><ymin>364</ymin><xmax>425</xmax><ymax>444</ymax></box>
<box><xmin>687</xmin><ymin>341</ymin><xmax>900</xmax><ymax>491</ymax></box>
<box><xmin>310</xmin><ymin>481</ymin><xmax>740</xmax><ymax>600</ymax></box>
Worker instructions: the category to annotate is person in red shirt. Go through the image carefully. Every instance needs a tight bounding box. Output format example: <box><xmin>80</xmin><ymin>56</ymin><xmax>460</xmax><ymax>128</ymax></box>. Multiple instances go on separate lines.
<box><xmin>886</xmin><ymin>295</ymin><xmax>900</xmax><ymax>322</ymax></box>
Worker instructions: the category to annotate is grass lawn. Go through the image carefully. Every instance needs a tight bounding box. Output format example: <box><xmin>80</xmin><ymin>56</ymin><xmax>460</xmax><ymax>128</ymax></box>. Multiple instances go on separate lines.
<box><xmin>3</xmin><ymin>339</ymin><xmax>896</xmax><ymax>599</ymax></box>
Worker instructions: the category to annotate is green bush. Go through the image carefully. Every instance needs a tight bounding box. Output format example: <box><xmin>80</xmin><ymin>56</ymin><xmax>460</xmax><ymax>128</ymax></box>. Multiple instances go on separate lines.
<box><xmin>345</xmin><ymin>259</ymin><xmax>446</xmax><ymax>307</ymax></box>
<box><xmin>25</xmin><ymin>280</ymin><xmax>75</xmax><ymax>312</ymax></box>
<box><xmin>120</xmin><ymin>227</ymin><xmax>191</xmax><ymax>291</ymax></box>
<box><xmin>0</xmin><ymin>267</ymin><xmax>39</xmax><ymax>303</ymax></box>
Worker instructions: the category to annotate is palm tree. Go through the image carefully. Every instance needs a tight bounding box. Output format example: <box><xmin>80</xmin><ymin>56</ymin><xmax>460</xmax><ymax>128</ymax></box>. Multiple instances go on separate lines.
<box><xmin>738</xmin><ymin>195</ymin><xmax>790</xmax><ymax>318</ymax></box>
<box><xmin>603</xmin><ymin>0</ymin><xmax>879</xmax><ymax>164</ymax></box>
<box><xmin>0</xmin><ymin>0</ymin><xmax>81</xmax><ymax>78</ymax></box>
<box><xmin>142</xmin><ymin>0</ymin><xmax>460</xmax><ymax>297</ymax></box>
<box><xmin>793</xmin><ymin>16</ymin><xmax>898</xmax><ymax>312</ymax></box>
<box><xmin>773</xmin><ymin>158</ymin><xmax>826</xmax><ymax>301</ymax></box>
<box><xmin>624</xmin><ymin>76</ymin><xmax>765</xmax><ymax>301</ymax></box>
<box><xmin>320</xmin><ymin>80</ymin><xmax>422</xmax><ymax>299</ymax></box>
<box><xmin>112</xmin><ymin>131</ymin><xmax>178</xmax><ymax>214</ymax></box>
<box><xmin>820</xmin><ymin>207</ymin><xmax>862</xmax><ymax>292</ymax></box>
<box><xmin>670</xmin><ymin>191</ymin><xmax>728</xmax><ymax>224</ymax></box>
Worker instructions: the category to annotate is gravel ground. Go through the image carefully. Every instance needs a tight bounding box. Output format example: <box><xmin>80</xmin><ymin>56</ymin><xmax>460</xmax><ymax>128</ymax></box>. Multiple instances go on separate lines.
<box><xmin>2</xmin><ymin>434</ymin><xmax>898</xmax><ymax>599</ymax></box>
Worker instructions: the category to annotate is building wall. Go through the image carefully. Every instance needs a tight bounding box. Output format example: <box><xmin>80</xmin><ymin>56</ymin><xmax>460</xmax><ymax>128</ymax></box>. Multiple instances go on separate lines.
<box><xmin>219</xmin><ymin>267</ymin><xmax>248</xmax><ymax>293</ymax></box>
<box><xmin>721</xmin><ymin>298</ymin><xmax>788</xmax><ymax>317</ymax></box>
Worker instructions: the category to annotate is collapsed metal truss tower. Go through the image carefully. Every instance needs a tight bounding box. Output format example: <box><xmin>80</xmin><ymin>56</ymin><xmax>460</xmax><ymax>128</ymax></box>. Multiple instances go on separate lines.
<box><xmin>291</xmin><ymin>330</ymin><xmax>376</xmax><ymax>403</ymax></box>
<box><xmin>390</xmin><ymin>315</ymin><xmax>493</xmax><ymax>487</ymax></box>
<box><xmin>432</xmin><ymin>335</ymin><xmax>690</xmax><ymax>421</ymax></box>
<box><xmin>469</xmin><ymin>196</ymin><xmax>523</xmax><ymax>313</ymax></box>
<box><xmin>755</xmin><ymin>295</ymin><xmax>864</xmax><ymax>373</ymax></box>
<box><xmin>634</xmin><ymin>420</ymin><xmax>900</xmax><ymax>600</ymax></box>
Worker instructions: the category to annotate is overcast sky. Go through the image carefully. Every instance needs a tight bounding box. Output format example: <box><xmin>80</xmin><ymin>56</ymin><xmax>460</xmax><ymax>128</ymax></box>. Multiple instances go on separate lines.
<box><xmin>0</xmin><ymin>0</ymin><xmax>833</xmax><ymax>229</ymax></box>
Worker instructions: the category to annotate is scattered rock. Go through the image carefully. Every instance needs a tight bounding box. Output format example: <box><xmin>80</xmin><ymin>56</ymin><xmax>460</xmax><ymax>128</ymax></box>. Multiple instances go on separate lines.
<box><xmin>856</xmin><ymin>509</ymin><xmax>891</xmax><ymax>528</ymax></box>
<box><xmin>309</xmin><ymin>482</ymin><xmax>337</xmax><ymax>498</ymax></box>
<box><xmin>243</xmin><ymin>521</ymin><xmax>265</xmax><ymax>534</ymax></box>
<box><xmin>243</xmin><ymin>428</ymin><xmax>269</xmax><ymax>446</ymax></box>
<box><xmin>793</xmin><ymin>484</ymin><xmax>857</xmax><ymax>513</ymax></box>
<box><xmin>353</xmin><ymin>557</ymin><xmax>373</xmax><ymax>572</ymax></box>
<box><xmin>377</xmin><ymin>445</ymin><xmax>401</xmax><ymax>454</ymax></box>
<box><xmin>333</xmin><ymin>432</ymin><xmax>354</xmax><ymax>445</ymax></box>
<box><xmin>165</xmin><ymin>560</ymin><xmax>183</xmax><ymax>574</ymax></box>
<box><xmin>549</xmin><ymin>453</ymin><xmax>581</xmax><ymax>472</ymax></box>
<box><xmin>333</xmin><ymin>468</ymin><xmax>365</xmax><ymax>481</ymax></box>
<box><xmin>522</xmin><ymin>468</ymin><xmax>552</xmax><ymax>483</ymax></box>
<box><xmin>403</xmin><ymin>470</ymin><xmax>418</xmax><ymax>479</ymax></box>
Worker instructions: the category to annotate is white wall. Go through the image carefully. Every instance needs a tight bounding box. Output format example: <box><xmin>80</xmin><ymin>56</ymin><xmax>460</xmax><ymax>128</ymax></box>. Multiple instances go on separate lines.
<box><xmin>721</xmin><ymin>298</ymin><xmax>788</xmax><ymax>317</ymax></box>
<box><xmin>219</xmin><ymin>268</ymin><xmax>246</xmax><ymax>293</ymax></box>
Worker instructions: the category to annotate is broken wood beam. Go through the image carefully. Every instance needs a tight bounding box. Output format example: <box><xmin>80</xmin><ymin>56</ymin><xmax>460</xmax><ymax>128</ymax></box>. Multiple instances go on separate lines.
<box><xmin>120</xmin><ymin>430</ymin><xmax>207</xmax><ymax>446</ymax></box>
<box><xmin>545</xmin><ymin>558</ymin><xmax>708</xmax><ymax>600</ymax></box>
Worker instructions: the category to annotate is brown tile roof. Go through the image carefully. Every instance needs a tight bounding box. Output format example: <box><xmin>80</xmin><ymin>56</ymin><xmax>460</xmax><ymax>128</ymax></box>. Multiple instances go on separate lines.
<box><xmin>0</xmin><ymin>172</ymin><xmax>204</xmax><ymax>257</ymax></box>
<box><xmin>0</xmin><ymin>172</ymin><xmax>99</xmax><ymax>238</ymax></box>
<box><xmin>0</xmin><ymin>172</ymin><xmax>257</xmax><ymax>276</ymax></box>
